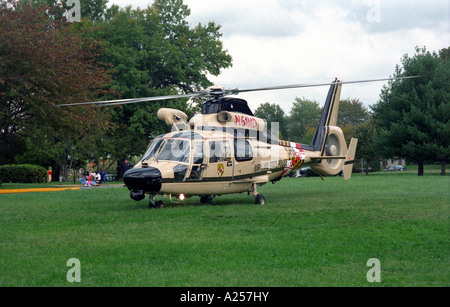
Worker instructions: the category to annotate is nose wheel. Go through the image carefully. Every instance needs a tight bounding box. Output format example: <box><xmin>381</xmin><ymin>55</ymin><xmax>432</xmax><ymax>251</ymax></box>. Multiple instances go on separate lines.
<box><xmin>254</xmin><ymin>194</ymin><xmax>266</xmax><ymax>205</ymax></box>
<box><xmin>154</xmin><ymin>201</ymin><xmax>166</xmax><ymax>208</ymax></box>
<box><xmin>148</xmin><ymin>195</ymin><xmax>166</xmax><ymax>209</ymax></box>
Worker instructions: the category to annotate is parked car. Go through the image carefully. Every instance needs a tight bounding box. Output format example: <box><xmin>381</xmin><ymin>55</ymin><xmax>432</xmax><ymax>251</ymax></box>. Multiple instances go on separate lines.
<box><xmin>383</xmin><ymin>165</ymin><xmax>407</xmax><ymax>171</ymax></box>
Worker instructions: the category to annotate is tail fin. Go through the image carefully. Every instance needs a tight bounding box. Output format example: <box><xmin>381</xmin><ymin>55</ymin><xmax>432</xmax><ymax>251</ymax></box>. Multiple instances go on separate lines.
<box><xmin>310</xmin><ymin>79</ymin><xmax>342</xmax><ymax>153</ymax></box>
<box><xmin>308</xmin><ymin>80</ymin><xmax>356</xmax><ymax>178</ymax></box>
<box><xmin>343</xmin><ymin>138</ymin><xmax>358</xmax><ymax>180</ymax></box>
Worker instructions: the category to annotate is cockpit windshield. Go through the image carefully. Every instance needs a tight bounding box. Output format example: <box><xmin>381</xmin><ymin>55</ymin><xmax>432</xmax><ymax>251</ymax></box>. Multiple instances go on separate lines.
<box><xmin>141</xmin><ymin>138</ymin><xmax>164</xmax><ymax>161</ymax></box>
<box><xmin>157</xmin><ymin>139</ymin><xmax>190</xmax><ymax>163</ymax></box>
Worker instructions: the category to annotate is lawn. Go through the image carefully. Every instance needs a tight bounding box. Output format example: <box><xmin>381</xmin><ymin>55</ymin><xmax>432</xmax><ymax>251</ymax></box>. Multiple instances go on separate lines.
<box><xmin>0</xmin><ymin>172</ymin><xmax>448</xmax><ymax>287</ymax></box>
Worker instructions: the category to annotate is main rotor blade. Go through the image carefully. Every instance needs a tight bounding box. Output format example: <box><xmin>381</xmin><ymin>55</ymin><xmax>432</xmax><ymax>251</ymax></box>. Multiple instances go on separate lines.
<box><xmin>235</xmin><ymin>76</ymin><xmax>420</xmax><ymax>94</ymax></box>
<box><xmin>56</xmin><ymin>92</ymin><xmax>202</xmax><ymax>107</ymax></box>
<box><xmin>92</xmin><ymin>93</ymin><xmax>203</xmax><ymax>107</ymax></box>
<box><xmin>55</xmin><ymin>76</ymin><xmax>419</xmax><ymax>107</ymax></box>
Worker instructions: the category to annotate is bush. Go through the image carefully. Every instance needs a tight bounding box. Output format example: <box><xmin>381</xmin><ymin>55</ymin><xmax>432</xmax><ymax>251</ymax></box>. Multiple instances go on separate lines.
<box><xmin>0</xmin><ymin>164</ymin><xmax>48</xmax><ymax>183</ymax></box>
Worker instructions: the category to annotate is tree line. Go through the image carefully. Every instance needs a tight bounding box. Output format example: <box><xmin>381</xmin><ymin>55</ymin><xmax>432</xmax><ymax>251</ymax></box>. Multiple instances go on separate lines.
<box><xmin>0</xmin><ymin>1</ymin><xmax>448</xmax><ymax>179</ymax></box>
<box><xmin>0</xmin><ymin>0</ymin><xmax>232</xmax><ymax>181</ymax></box>
<box><xmin>255</xmin><ymin>47</ymin><xmax>449</xmax><ymax>176</ymax></box>
<box><xmin>255</xmin><ymin>97</ymin><xmax>369</xmax><ymax>144</ymax></box>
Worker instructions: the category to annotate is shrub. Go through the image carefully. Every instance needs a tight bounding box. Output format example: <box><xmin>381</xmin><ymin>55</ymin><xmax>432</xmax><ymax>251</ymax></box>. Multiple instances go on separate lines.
<box><xmin>0</xmin><ymin>164</ymin><xmax>48</xmax><ymax>183</ymax></box>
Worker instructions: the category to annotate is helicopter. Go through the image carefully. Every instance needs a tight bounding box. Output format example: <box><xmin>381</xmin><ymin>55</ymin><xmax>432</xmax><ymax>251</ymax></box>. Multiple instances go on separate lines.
<box><xmin>58</xmin><ymin>76</ymin><xmax>417</xmax><ymax>208</ymax></box>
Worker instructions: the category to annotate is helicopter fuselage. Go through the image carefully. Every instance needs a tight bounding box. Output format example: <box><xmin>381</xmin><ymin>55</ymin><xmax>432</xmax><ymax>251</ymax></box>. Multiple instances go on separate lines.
<box><xmin>124</xmin><ymin>126</ymin><xmax>310</xmax><ymax>199</ymax></box>
<box><xmin>123</xmin><ymin>81</ymin><xmax>357</xmax><ymax>204</ymax></box>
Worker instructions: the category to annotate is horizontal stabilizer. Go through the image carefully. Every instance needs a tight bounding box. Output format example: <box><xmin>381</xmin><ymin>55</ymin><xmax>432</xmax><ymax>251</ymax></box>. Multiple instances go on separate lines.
<box><xmin>343</xmin><ymin>138</ymin><xmax>358</xmax><ymax>180</ymax></box>
<box><xmin>310</xmin><ymin>156</ymin><xmax>346</xmax><ymax>160</ymax></box>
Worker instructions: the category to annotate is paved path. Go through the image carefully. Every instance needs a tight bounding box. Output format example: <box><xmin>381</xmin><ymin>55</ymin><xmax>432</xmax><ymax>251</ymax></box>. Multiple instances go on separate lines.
<box><xmin>0</xmin><ymin>184</ymin><xmax>126</xmax><ymax>194</ymax></box>
<box><xmin>0</xmin><ymin>187</ymin><xmax>80</xmax><ymax>194</ymax></box>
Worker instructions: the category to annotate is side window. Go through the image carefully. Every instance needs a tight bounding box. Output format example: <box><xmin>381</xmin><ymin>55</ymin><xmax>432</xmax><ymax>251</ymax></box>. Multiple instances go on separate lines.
<box><xmin>209</xmin><ymin>140</ymin><xmax>231</xmax><ymax>163</ymax></box>
<box><xmin>193</xmin><ymin>141</ymin><xmax>204</xmax><ymax>164</ymax></box>
<box><xmin>234</xmin><ymin>139</ymin><xmax>253</xmax><ymax>162</ymax></box>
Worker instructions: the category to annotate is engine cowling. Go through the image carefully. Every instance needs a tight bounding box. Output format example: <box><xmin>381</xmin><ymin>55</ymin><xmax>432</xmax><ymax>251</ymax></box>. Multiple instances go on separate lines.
<box><xmin>310</xmin><ymin>126</ymin><xmax>347</xmax><ymax>176</ymax></box>
<box><xmin>157</xmin><ymin>108</ymin><xmax>188</xmax><ymax>127</ymax></box>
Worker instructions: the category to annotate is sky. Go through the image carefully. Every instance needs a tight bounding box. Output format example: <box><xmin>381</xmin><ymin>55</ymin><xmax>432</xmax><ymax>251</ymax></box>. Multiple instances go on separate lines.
<box><xmin>107</xmin><ymin>0</ymin><xmax>449</xmax><ymax>112</ymax></box>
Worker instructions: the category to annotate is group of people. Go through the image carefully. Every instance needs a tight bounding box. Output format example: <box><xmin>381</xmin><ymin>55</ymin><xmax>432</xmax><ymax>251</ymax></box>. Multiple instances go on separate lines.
<box><xmin>80</xmin><ymin>169</ymin><xmax>106</xmax><ymax>186</ymax></box>
<box><xmin>79</xmin><ymin>159</ymin><xmax>134</xmax><ymax>186</ymax></box>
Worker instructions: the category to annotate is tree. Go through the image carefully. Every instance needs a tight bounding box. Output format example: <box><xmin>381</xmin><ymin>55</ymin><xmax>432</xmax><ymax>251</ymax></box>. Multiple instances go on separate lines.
<box><xmin>254</xmin><ymin>102</ymin><xmax>287</xmax><ymax>139</ymax></box>
<box><xmin>354</xmin><ymin>118</ymin><xmax>381</xmax><ymax>175</ymax></box>
<box><xmin>78</xmin><ymin>0</ymin><xmax>108</xmax><ymax>21</ymax></box>
<box><xmin>0</xmin><ymin>3</ymin><xmax>113</xmax><ymax>179</ymax></box>
<box><xmin>76</xmin><ymin>0</ymin><xmax>232</xmax><ymax>160</ymax></box>
<box><xmin>439</xmin><ymin>47</ymin><xmax>450</xmax><ymax>61</ymax></box>
<box><xmin>337</xmin><ymin>98</ymin><xmax>370</xmax><ymax>144</ymax></box>
<box><xmin>287</xmin><ymin>98</ymin><xmax>321</xmax><ymax>143</ymax></box>
<box><xmin>337</xmin><ymin>98</ymin><xmax>370</xmax><ymax>127</ymax></box>
<box><xmin>371</xmin><ymin>47</ymin><xmax>450</xmax><ymax>176</ymax></box>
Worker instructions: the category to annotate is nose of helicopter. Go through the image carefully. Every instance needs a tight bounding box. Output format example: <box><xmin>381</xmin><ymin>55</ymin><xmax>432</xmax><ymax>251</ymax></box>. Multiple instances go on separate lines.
<box><xmin>123</xmin><ymin>167</ymin><xmax>162</xmax><ymax>193</ymax></box>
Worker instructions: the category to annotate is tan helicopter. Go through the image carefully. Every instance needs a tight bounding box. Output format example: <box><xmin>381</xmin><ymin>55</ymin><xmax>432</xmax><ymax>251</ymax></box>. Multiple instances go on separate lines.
<box><xmin>58</xmin><ymin>76</ymin><xmax>417</xmax><ymax>207</ymax></box>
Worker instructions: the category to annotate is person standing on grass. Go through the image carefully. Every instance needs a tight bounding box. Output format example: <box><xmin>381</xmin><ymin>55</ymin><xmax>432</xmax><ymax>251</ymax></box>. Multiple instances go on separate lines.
<box><xmin>100</xmin><ymin>169</ymin><xmax>106</xmax><ymax>184</ymax></box>
<box><xmin>116</xmin><ymin>159</ymin><xmax>133</xmax><ymax>180</ymax></box>
<box><xmin>123</xmin><ymin>159</ymin><xmax>133</xmax><ymax>172</ymax></box>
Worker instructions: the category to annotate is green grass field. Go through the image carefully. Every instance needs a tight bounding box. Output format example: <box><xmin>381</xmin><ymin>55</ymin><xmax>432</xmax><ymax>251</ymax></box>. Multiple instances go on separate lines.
<box><xmin>0</xmin><ymin>172</ymin><xmax>448</xmax><ymax>287</ymax></box>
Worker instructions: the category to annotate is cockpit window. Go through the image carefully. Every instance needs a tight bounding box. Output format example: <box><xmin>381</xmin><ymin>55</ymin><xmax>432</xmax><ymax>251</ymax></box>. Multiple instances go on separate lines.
<box><xmin>209</xmin><ymin>140</ymin><xmax>231</xmax><ymax>163</ymax></box>
<box><xmin>193</xmin><ymin>141</ymin><xmax>204</xmax><ymax>164</ymax></box>
<box><xmin>142</xmin><ymin>138</ymin><xmax>163</xmax><ymax>161</ymax></box>
<box><xmin>157</xmin><ymin>139</ymin><xmax>190</xmax><ymax>163</ymax></box>
<box><xmin>234</xmin><ymin>138</ymin><xmax>253</xmax><ymax>161</ymax></box>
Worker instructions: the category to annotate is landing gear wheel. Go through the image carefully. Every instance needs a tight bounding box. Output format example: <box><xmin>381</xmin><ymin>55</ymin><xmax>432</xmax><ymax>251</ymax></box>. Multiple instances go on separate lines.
<box><xmin>200</xmin><ymin>195</ymin><xmax>214</xmax><ymax>204</ymax></box>
<box><xmin>254</xmin><ymin>194</ymin><xmax>266</xmax><ymax>205</ymax></box>
<box><xmin>154</xmin><ymin>201</ymin><xmax>166</xmax><ymax>209</ymax></box>
<box><xmin>149</xmin><ymin>197</ymin><xmax>166</xmax><ymax>209</ymax></box>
